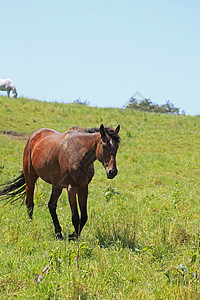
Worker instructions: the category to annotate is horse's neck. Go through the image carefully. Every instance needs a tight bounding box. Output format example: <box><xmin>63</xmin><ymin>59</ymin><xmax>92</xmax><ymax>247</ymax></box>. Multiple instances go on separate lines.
<box><xmin>76</xmin><ymin>133</ymin><xmax>100</xmax><ymax>165</ymax></box>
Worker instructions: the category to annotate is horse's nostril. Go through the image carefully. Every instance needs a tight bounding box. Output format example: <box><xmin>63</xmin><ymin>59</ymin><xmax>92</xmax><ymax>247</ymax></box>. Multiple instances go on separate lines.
<box><xmin>107</xmin><ymin>168</ymin><xmax>117</xmax><ymax>179</ymax></box>
<box><xmin>109</xmin><ymin>169</ymin><xmax>114</xmax><ymax>176</ymax></box>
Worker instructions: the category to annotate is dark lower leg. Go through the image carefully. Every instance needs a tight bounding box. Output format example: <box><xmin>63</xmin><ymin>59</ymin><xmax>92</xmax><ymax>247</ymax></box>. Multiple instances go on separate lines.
<box><xmin>26</xmin><ymin>183</ymin><xmax>36</xmax><ymax>220</ymax></box>
<box><xmin>68</xmin><ymin>185</ymin><xmax>80</xmax><ymax>240</ymax></box>
<box><xmin>24</xmin><ymin>171</ymin><xmax>38</xmax><ymax>220</ymax></box>
<box><xmin>72</xmin><ymin>213</ymin><xmax>80</xmax><ymax>236</ymax></box>
<box><xmin>48</xmin><ymin>203</ymin><xmax>63</xmax><ymax>239</ymax></box>
<box><xmin>80</xmin><ymin>212</ymin><xmax>88</xmax><ymax>234</ymax></box>
<box><xmin>48</xmin><ymin>187</ymin><xmax>63</xmax><ymax>240</ymax></box>
<box><xmin>27</xmin><ymin>205</ymin><xmax>34</xmax><ymax>219</ymax></box>
<box><xmin>78</xmin><ymin>186</ymin><xmax>88</xmax><ymax>235</ymax></box>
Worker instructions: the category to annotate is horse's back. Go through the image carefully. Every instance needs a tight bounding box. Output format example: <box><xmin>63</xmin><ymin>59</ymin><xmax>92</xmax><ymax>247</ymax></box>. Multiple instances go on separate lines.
<box><xmin>30</xmin><ymin>128</ymin><xmax>62</xmax><ymax>140</ymax></box>
<box><xmin>0</xmin><ymin>78</ymin><xmax>11</xmax><ymax>85</ymax></box>
<box><xmin>25</xmin><ymin>128</ymin><xmax>64</xmax><ymax>155</ymax></box>
<box><xmin>0</xmin><ymin>78</ymin><xmax>14</xmax><ymax>89</ymax></box>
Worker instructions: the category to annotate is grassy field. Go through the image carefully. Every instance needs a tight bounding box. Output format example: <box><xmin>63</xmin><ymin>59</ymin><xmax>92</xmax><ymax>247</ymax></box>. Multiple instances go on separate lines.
<box><xmin>0</xmin><ymin>96</ymin><xmax>199</xmax><ymax>299</ymax></box>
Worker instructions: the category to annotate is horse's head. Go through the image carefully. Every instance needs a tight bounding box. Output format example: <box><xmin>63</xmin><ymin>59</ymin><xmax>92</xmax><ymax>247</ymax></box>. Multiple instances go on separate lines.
<box><xmin>96</xmin><ymin>124</ymin><xmax>120</xmax><ymax>179</ymax></box>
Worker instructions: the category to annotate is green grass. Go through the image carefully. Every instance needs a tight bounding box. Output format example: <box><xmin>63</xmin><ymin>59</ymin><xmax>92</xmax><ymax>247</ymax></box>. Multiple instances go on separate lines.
<box><xmin>0</xmin><ymin>96</ymin><xmax>199</xmax><ymax>299</ymax></box>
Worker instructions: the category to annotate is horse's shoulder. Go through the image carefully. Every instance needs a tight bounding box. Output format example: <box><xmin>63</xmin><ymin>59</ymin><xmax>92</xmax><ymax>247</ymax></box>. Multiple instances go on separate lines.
<box><xmin>59</xmin><ymin>130</ymin><xmax>80</xmax><ymax>153</ymax></box>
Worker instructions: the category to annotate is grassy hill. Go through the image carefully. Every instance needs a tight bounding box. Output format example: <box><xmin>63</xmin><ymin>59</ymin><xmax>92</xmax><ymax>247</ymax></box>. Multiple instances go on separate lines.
<box><xmin>0</xmin><ymin>96</ymin><xmax>199</xmax><ymax>299</ymax></box>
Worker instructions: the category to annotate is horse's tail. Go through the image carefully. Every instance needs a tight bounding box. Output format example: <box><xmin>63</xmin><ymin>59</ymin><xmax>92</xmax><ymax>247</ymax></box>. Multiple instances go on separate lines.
<box><xmin>0</xmin><ymin>172</ymin><xmax>26</xmax><ymax>205</ymax></box>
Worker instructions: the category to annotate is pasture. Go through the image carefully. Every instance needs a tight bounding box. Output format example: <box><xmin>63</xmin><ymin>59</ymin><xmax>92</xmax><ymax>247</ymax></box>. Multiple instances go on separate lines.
<box><xmin>0</xmin><ymin>96</ymin><xmax>199</xmax><ymax>299</ymax></box>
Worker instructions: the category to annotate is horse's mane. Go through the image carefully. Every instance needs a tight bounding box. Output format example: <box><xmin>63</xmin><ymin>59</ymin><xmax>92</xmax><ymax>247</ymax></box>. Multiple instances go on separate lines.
<box><xmin>69</xmin><ymin>126</ymin><xmax>120</xmax><ymax>144</ymax></box>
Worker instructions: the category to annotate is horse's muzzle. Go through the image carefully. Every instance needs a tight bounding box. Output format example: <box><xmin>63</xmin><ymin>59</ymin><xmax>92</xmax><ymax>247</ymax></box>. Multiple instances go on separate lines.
<box><xmin>106</xmin><ymin>168</ymin><xmax>118</xmax><ymax>179</ymax></box>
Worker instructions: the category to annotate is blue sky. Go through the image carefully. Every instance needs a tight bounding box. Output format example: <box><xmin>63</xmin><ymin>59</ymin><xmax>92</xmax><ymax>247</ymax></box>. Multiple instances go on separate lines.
<box><xmin>1</xmin><ymin>0</ymin><xmax>200</xmax><ymax>115</ymax></box>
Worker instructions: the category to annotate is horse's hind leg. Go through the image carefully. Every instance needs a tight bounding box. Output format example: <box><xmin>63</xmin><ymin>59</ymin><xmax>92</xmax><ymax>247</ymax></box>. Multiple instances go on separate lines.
<box><xmin>25</xmin><ymin>174</ymin><xmax>38</xmax><ymax>219</ymax></box>
<box><xmin>48</xmin><ymin>187</ymin><xmax>63</xmax><ymax>240</ymax></box>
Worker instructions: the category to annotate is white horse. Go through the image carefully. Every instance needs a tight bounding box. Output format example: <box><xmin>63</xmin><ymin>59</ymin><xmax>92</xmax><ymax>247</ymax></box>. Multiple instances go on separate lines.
<box><xmin>0</xmin><ymin>79</ymin><xmax>17</xmax><ymax>98</ymax></box>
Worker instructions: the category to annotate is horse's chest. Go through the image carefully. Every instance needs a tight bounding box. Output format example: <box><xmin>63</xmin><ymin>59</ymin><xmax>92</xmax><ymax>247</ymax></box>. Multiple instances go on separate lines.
<box><xmin>69</xmin><ymin>159</ymin><xmax>94</xmax><ymax>182</ymax></box>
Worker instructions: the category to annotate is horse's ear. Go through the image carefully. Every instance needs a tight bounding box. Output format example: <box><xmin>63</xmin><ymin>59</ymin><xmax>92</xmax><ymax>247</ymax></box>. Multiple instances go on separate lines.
<box><xmin>115</xmin><ymin>125</ymin><xmax>120</xmax><ymax>133</ymax></box>
<box><xmin>100</xmin><ymin>124</ymin><xmax>106</xmax><ymax>138</ymax></box>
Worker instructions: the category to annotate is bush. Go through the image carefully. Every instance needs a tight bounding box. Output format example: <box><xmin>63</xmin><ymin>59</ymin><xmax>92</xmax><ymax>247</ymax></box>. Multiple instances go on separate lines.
<box><xmin>126</xmin><ymin>98</ymin><xmax>182</xmax><ymax>114</ymax></box>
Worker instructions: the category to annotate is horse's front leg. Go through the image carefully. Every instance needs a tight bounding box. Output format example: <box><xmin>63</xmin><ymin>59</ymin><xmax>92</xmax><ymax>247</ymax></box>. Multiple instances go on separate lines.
<box><xmin>7</xmin><ymin>89</ymin><xmax>10</xmax><ymax>98</ymax></box>
<box><xmin>68</xmin><ymin>185</ymin><xmax>79</xmax><ymax>240</ymax></box>
<box><xmin>48</xmin><ymin>187</ymin><xmax>63</xmax><ymax>240</ymax></box>
<box><xmin>78</xmin><ymin>186</ymin><xmax>88</xmax><ymax>235</ymax></box>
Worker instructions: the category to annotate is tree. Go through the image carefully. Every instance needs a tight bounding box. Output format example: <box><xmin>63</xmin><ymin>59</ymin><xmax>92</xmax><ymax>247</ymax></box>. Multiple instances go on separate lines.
<box><xmin>125</xmin><ymin>98</ymin><xmax>181</xmax><ymax>114</ymax></box>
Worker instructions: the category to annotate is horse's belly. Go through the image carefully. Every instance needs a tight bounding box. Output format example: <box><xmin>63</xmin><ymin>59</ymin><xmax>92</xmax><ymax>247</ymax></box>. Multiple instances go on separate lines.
<box><xmin>39</xmin><ymin>171</ymin><xmax>71</xmax><ymax>188</ymax></box>
<box><xmin>31</xmin><ymin>153</ymin><xmax>71</xmax><ymax>188</ymax></box>
<box><xmin>0</xmin><ymin>84</ymin><xmax>6</xmax><ymax>91</ymax></box>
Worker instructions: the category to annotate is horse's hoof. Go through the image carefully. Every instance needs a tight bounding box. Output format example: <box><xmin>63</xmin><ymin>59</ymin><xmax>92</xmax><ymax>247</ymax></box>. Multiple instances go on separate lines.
<box><xmin>27</xmin><ymin>207</ymin><xmax>34</xmax><ymax>219</ymax></box>
<box><xmin>68</xmin><ymin>232</ymin><xmax>78</xmax><ymax>241</ymax></box>
<box><xmin>56</xmin><ymin>232</ymin><xmax>63</xmax><ymax>240</ymax></box>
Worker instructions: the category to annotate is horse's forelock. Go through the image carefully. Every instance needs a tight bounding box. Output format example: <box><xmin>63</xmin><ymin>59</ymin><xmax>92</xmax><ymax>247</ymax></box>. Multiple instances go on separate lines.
<box><xmin>104</xmin><ymin>128</ymin><xmax>120</xmax><ymax>144</ymax></box>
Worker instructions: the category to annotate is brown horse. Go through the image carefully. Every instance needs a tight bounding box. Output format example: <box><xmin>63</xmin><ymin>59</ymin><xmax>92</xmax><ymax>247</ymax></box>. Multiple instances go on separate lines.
<box><xmin>0</xmin><ymin>124</ymin><xmax>120</xmax><ymax>240</ymax></box>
